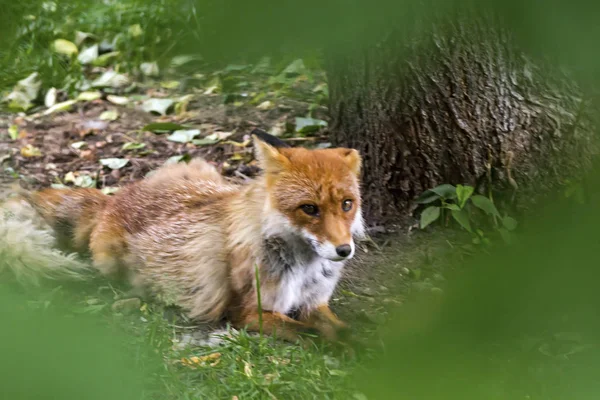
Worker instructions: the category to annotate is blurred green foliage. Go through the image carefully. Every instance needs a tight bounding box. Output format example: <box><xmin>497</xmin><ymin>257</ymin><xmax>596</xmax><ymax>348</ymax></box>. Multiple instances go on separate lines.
<box><xmin>0</xmin><ymin>285</ymin><xmax>152</xmax><ymax>399</ymax></box>
<box><xmin>356</xmin><ymin>169</ymin><xmax>600</xmax><ymax>399</ymax></box>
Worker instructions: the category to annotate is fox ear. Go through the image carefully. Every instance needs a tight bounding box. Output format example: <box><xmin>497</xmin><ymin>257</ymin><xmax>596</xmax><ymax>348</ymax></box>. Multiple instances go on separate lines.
<box><xmin>252</xmin><ymin>135</ymin><xmax>291</xmax><ymax>174</ymax></box>
<box><xmin>335</xmin><ymin>148</ymin><xmax>362</xmax><ymax>176</ymax></box>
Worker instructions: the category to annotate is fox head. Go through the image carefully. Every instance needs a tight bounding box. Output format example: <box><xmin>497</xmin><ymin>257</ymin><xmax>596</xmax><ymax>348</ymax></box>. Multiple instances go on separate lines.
<box><xmin>253</xmin><ymin>135</ymin><xmax>365</xmax><ymax>261</ymax></box>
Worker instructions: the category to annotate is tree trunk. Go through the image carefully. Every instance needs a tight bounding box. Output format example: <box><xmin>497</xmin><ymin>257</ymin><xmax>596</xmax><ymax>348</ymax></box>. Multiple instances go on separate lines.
<box><xmin>326</xmin><ymin>16</ymin><xmax>596</xmax><ymax>225</ymax></box>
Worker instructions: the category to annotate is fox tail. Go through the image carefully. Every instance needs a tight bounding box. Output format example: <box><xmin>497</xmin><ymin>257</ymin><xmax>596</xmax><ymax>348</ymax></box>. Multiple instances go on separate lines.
<box><xmin>0</xmin><ymin>187</ymin><xmax>107</xmax><ymax>285</ymax></box>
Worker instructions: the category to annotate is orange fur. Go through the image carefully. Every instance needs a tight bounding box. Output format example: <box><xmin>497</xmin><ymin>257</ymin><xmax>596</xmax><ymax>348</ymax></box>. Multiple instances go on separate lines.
<box><xmin>21</xmin><ymin>137</ymin><xmax>365</xmax><ymax>341</ymax></box>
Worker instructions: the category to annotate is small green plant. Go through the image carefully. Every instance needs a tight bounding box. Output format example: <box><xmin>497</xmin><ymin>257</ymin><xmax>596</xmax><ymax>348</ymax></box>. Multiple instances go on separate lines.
<box><xmin>416</xmin><ymin>184</ymin><xmax>518</xmax><ymax>245</ymax></box>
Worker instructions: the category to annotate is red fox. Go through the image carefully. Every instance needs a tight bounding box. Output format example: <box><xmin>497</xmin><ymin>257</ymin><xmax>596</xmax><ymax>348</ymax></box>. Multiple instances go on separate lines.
<box><xmin>1</xmin><ymin>135</ymin><xmax>365</xmax><ymax>341</ymax></box>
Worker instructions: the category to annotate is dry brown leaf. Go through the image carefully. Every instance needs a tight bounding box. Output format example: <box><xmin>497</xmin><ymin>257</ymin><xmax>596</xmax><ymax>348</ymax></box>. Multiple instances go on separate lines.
<box><xmin>181</xmin><ymin>352</ymin><xmax>222</xmax><ymax>369</ymax></box>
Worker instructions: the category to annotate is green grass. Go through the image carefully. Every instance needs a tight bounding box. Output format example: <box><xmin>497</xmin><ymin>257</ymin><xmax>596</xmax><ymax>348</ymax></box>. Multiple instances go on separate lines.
<box><xmin>1</xmin><ymin>277</ymin><xmax>368</xmax><ymax>400</ymax></box>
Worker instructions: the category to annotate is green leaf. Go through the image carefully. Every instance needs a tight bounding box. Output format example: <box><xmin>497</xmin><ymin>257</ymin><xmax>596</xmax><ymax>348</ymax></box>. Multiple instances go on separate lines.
<box><xmin>53</xmin><ymin>39</ymin><xmax>78</xmax><ymax>56</ymax></box>
<box><xmin>8</xmin><ymin>125</ymin><xmax>18</xmax><ymax>140</ymax></box>
<box><xmin>451</xmin><ymin>208</ymin><xmax>472</xmax><ymax>232</ymax></box>
<box><xmin>502</xmin><ymin>216</ymin><xmax>518</xmax><ymax>231</ymax></box>
<box><xmin>128</xmin><ymin>24</ymin><xmax>143</xmax><ymax>37</ymax></box>
<box><xmin>100</xmin><ymin>158</ymin><xmax>129</xmax><ymax>170</ymax></box>
<box><xmin>456</xmin><ymin>184</ymin><xmax>474</xmax><ymax>208</ymax></box>
<box><xmin>429</xmin><ymin>184</ymin><xmax>457</xmax><ymax>200</ymax></box>
<box><xmin>92</xmin><ymin>51</ymin><xmax>120</xmax><ymax>67</ymax></box>
<box><xmin>282</xmin><ymin>59</ymin><xmax>306</xmax><ymax>76</ymax></box>
<box><xmin>498</xmin><ymin>228</ymin><xmax>512</xmax><ymax>244</ymax></box>
<box><xmin>415</xmin><ymin>190</ymin><xmax>441</xmax><ymax>204</ymax></box>
<box><xmin>160</xmin><ymin>80</ymin><xmax>180</xmax><ymax>89</ymax></box>
<box><xmin>142</xmin><ymin>122</ymin><xmax>187</xmax><ymax>133</ymax></box>
<box><xmin>122</xmin><ymin>142</ymin><xmax>146</xmax><ymax>151</ymax></box>
<box><xmin>142</xmin><ymin>98</ymin><xmax>174</xmax><ymax>115</ymax></box>
<box><xmin>420</xmin><ymin>206</ymin><xmax>440</xmax><ymax>229</ymax></box>
<box><xmin>295</xmin><ymin>117</ymin><xmax>327</xmax><ymax>134</ymax></box>
<box><xmin>167</xmin><ymin>129</ymin><xmax>201</xmax><ymax>143</ymax></box>
<box><xmin>445</xmin><ymin>204</ymin><xmax>461</xmax><ymax>211</ymax></box>
<box><xmin>471</xmin><ymin>195</ymin><xmax>500</xmax><ymax>217</ymax></box>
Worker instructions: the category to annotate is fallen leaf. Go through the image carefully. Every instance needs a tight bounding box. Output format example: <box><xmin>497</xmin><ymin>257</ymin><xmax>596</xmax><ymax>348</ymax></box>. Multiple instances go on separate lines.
<box><xmin>167</xmin><ymin>129</ymin><xmax>201</xmax><ymax>143</ymax></box>
<box><xmin>92</xmin><ymin>71</ymin><xmax>130</xmax><ymax>88</ymax></box>
<box><xmin>20</xmin><ymin>144</ymin><xmax>42</xmax><ymax>157</ymax></box>
<box><xmin>140</xmin><ymin>62</ymin><xmax>160</xmax><ymax>77</ymax></box>
<box><xmin>75</xmin><ymin>31</ymin><xmax>96</xmax><ymax>46</ymax></box>
<box><xmin>106</xmin><ymin>95</ymin><xmax>129</xmax><ymax>105</ymax></box>
<box><xmin>164</xmin><ymin>155</ymin><xmax>190</xmax><ymax>165</ymax></box>
<box><xmin>122</xmin><ymin>142</ymin><xmax>146</xmax><ymax>151</ymax></box>
<box><xmin>100</xmin><ymin>186</ymin><xmax>120</xmax><ymax>195</ymax></box>
<box><xmin>53</xmin><ymin>39</ymin><xmax>78</xmax><ymax>56</ymax></box>
<box><xmin>81</xmin><ymin>120</ymin><xmax>109</xmax><ymax>132</ymax></box>
<box><xmin>43</xmin><ymin>100</ymin><xmax>77</xmax><ymax>115</ymax></box>
<box><xmin>44</xmin><ymin>88</ymin><xmax>57</xmax><ymax>107</ymax></box>
<box><xmin>203</xmin><ymin>77</ymin><xmax>221</xmax><ymax>95</ymax></box>
<box><xmin>92</xmin><ymin>51</ymin><xmax>120</xmax><ymax>67</ymax></box>
<box><xmin>74</xmin><ymin>175</ymin><xmax>96</xmax><ymax>188</ymax></box>
<box><xmin>181</xmin><ymin>352</ymin><xmax>222</xmax><ymax>368</ymax></box>
<box><xmin>77</xmin><ymin>44</ymin><xmax>99</xmax><ymax>64</ymax></box>
<box><xmin>142</xmin><ymin>98</ymin><xmax>174</xmax><ymax>115</ymax></box>
<box><xmin>77</xmin><ymin>91</ymin><xmax>102</xmax><ymax>101</ymax></box>
<box><xmin>161</xmin><ymin>80</ymin><xmax>180</xmax><ymax>89</ymax></box>
<box><xmin>100</xmin><ymin>158</ymin><xmax>129</xmax><ymax>170</ymax></box>
<box><xmin>64</xmin><ymin>171</ymin><xmax>76</xmax><ymax>183</ymax></box>
<box><xmin>99</xmin><ymin>110</ymin><xmax>119</xmax><ymax>121</ymax></box>
<box><xmin>175</xmin><ymin>94</ymin><xmax>194</xmax><ymax>114</ymax></box>
<box><xmin>256</xmin><ymin>100</ymin><xmax>275</xmax><ymax>111</ymax></box>
<box><xmin>269</xmin><ymin>120</ymin><xmax>286</xmax><ymax>137</ymax></box>
<box><xmin>192</xmin><ymin>138</ymin><xmax>219</xmax><ymax>146</ymax></box>
<box><xmin>5</xmin><ymin>72</ymin><xmax>41</xmax><ymax>111</ymax></box>
<box><xmin>70</xmin><ymin>141</ymin><xmax>87</xmax><ymax>149</ymax></box>
<box><xmin>142</xmin><ymin>122</ymin><xmax>187</xmax><ymax>133</ymax></box>
<box><xmin>295</xmin><ymin>117</ymin><xmax>328</xmax><ymax>134</ymax></box>
<box><xmin>79</xmin><ymin>149</ymin><xmax>94</xmax><ymax>160</ymax></box>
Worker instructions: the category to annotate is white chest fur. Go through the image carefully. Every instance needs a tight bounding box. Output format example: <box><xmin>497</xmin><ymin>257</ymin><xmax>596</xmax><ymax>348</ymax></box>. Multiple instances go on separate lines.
<box><xmin>259</xmin><ymin>237</ymin><xmax>345</xmax><ymax>315</ymax></box>
<box><xmin>271</xmin><ymin>258</ymin><xmax>344</xmax><ymax>314</ymax></box>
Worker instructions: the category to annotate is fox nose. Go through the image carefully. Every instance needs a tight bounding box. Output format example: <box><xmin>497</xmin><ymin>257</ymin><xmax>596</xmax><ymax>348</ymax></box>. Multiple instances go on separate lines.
<box><xmin>335</xmin><ymin>244</ymin><xmax>352</xmax><ymax>258</ymax></box>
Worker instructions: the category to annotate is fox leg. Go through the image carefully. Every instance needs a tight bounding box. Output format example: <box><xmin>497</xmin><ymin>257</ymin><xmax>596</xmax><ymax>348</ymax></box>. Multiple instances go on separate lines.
<box><xmin>300</xmin><ymin>304</ymin><xmax>349</xmax><ymax>341</ymax></box>
<box><xmin>235</xmin><ymin>311</ymin><xmax>313</xmax><ymax>342</ymax></box>
<box><xmin>89</xmin><ymin>225</ymin><xmax>126</xmax><ymax>277</ymax></box>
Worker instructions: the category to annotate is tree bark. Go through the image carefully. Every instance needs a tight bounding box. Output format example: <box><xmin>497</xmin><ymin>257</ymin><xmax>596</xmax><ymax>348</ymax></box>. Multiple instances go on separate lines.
<box><xmin>326</xmin><ymin>16</ymin><xmax>596</xmax><ymax>225</ymax></box>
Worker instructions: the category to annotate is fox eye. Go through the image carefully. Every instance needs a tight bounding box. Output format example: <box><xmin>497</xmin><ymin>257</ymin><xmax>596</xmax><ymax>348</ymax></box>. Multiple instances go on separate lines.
<box><xmin>342</xmin><ymin>199</ymin><xmax>353</xmax><ymax>212</ymax></box>
<box><xmin>300</xmin><ymin>204</ymin><xmax>319</xmax><ymax>217</ymax></box>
